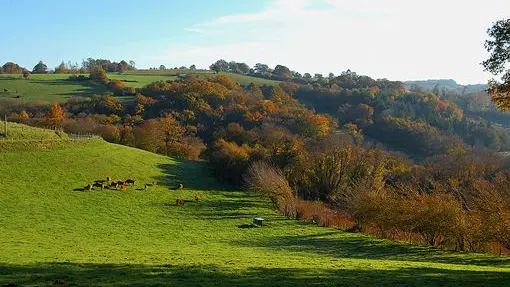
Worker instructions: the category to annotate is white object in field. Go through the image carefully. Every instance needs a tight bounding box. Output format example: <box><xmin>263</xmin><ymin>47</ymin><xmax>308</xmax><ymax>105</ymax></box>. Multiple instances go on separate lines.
<box><xmin>253</xmin><ymin>217</ymin><xmax>265</xmax><ymax>226</ymax></box>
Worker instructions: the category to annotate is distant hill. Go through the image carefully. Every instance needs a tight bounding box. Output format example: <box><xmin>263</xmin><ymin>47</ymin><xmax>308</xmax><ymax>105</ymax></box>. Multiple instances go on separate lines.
<box><xmin>404</xmin><ymin>79</ymin><xmax>487</xmax><ymax>94</ymax></box>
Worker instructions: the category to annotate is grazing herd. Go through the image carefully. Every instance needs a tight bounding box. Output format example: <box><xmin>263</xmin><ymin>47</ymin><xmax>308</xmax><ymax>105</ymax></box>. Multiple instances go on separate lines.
<box><xmin>81</xmin><ymin>177</ymin><xmax>200</xmax><ymax>206</ymax></box>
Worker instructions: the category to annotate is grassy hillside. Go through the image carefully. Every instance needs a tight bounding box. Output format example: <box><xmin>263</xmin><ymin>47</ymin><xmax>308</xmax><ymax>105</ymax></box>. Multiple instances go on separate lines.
<box><xmin>219</xmin><ymin>72</ymin><xmax>281</xmax><ymax>86</ymax></box>
<box><xmin>0</xmin><ymin>74</ymin><xmax>107</xmax><ymax>103</ymax></box>
<box><xmin>0</xmin><ymin>121</ymin><xmax>69</xmax><ymax>140</ymax></box>
<box><xmin>0</xmin><ymin>70</ymin><xmax>280</xmax><ymax>104</ymax></box>
<box><xmin>107</xmin><ymin>74</ymin><xmax>177</xmax><ymax>88</ymax></box>
<box><xmin>1</xmin><ymin>128</ymin><xmax>509</xmax><ymax>286</ymax></box>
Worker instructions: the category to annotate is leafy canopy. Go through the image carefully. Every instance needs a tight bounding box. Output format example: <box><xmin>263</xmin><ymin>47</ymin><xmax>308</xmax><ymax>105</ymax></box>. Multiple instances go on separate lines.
<box><xmin>483</xmin><ymin>18</ymin><xmax>510</xmax><ymax>110</ymax></box>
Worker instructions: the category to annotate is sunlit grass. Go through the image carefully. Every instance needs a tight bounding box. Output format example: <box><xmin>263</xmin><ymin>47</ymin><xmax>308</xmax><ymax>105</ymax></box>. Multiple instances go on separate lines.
<box><xmin>0</xmin><ymin>125</ymin><xmax>509</xmax><ymax>286</ymax></box>
<box><xmin>0</xmin><ymin>74</ymin><xmax>107</xmax><ymax>103</ymax></box>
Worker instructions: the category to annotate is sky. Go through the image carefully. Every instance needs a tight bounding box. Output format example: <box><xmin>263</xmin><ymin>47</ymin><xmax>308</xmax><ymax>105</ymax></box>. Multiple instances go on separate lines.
<box><xmin>1</xmin><ymin>0</ymin><xmax>508</xmax><ymax>84</ymax></box>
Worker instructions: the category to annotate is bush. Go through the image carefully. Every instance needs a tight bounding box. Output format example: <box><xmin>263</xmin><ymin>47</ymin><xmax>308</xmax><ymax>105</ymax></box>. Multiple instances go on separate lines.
<box><xmin>208</xmin><ymin>139</ymin><xmax>253</xmax><ymax>185</ymax></box>
<box><xmin>244</xmin><ymin>161</ymin><xmax>294</xmax><ymax>207</ymax></box>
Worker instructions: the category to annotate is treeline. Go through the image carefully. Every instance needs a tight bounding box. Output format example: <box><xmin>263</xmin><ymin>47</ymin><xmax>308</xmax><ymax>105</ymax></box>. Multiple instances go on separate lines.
<box><xmin>209</xmin><ymin>59</ymin><xmax>331</xmax><ymax>82</ymax></box>
<box><xmin>0</xmin><ymin>58</ymin><xmax>136</xmax><ymax>75</ymax></box>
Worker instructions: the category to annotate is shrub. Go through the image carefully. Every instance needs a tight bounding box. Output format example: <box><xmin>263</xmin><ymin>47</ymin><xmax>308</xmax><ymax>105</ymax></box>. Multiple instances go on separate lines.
<box><xmin>244</xmin><ymin>161</ymin><xmax>294</xmax><ymax>207</ymax></box>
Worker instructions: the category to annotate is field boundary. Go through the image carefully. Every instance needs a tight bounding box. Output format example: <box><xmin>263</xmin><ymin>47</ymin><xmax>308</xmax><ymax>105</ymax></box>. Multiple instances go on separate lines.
<box><xmin>0</xmin><ymin>134</ymin><xmax>99</xmax><ymax>142</ymax></box>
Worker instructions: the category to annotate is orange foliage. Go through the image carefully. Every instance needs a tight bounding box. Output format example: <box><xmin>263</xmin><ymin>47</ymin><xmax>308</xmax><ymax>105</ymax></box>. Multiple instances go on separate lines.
<box><xmin>47</xmin><ymin>102</ymin><xmax>65</xmax><ymax>119</ymax></box>
<box><xmin>211</xmin><ymin>75</ymin><xmax>239</xmax><ymax>90</ymax></box>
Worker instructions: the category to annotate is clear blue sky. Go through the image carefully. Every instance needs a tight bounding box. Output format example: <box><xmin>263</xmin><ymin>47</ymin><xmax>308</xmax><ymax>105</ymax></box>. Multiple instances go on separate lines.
<box><xmin>1</xmin><ymin>0</ymin><xmax>267</xmax><ymax>69</ymax></box>
<box><xmin>2</xmin><ymin>0</ymin><xmax>508</xmax><ymax>84</ymax></box>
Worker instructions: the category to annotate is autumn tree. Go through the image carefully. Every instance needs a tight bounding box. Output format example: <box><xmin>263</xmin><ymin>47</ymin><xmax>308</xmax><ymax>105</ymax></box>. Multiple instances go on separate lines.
<box><xmin>22</xmin><ymin>70</ymin><xmax>31</xmax><ymax>80</ymax></box>
<box><xmin>2</xmin><ymin>62</ymin><xmax>22</xmax><ymax>74</ymax></box>
<box><xmin>483</xmin><ymin>18</ymin><xmax>510</xmax><ymax>110</ymax></box>
<box><xmin>46</xmin><ymin>102</ymin><xmax>65</xmax><ymax>126</ymax></box>
<box><xmin>32</xmin><ymin>61</ymin><xmax>48</xmax><ymax>74</ymax></box>
<box><xmin>54</xmin><ymin>61</ymin><xmax>68</xmax><ymax>74</ymax></box>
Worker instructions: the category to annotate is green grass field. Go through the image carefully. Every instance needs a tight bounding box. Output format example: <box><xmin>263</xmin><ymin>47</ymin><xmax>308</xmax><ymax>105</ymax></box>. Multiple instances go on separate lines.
<box><xmin>107</xmin><ymin>74</ymin><xmax>177</xmax><ymax>88</ymax></box>
<box><xmin>0</xmin><ymin>74</ymin><xmax>107</xmax><ymax>103</ymax></box>
<box><xmin>0</xmin><ymin>124</ymin><xmax>510</xmax><ymax>286</ymax></box>
<box><xmin>0</xmin><ymin>122</ymin><xmax>68</xmax><ymax>141</ymax></box>
<box><xmin>219</xmin><ymin>72</ymin><xmax>281</xmax><ymax>86</ymax></box>
<box><xmin>0</xmin><ymin>71</ymin><xmax>281</xmax><ymax>104</ymax></box>
<box><xmin>119</xmin><ymin>69</ymin><xmax>281</xmax><ymax>86</ymax></box>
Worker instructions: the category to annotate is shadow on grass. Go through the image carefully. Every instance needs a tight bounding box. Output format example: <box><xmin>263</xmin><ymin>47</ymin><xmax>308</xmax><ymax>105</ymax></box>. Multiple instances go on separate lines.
<box><xmin>155</xmin><ymin>160</ymin><xmax>232</xmax><ymax>192</ymax></box>
<box><xmin>0</xmin><ymin>262</ymin><xmax>509</xmax><ymax>287</ymax></box>
<box><xmin>231</xmin><ymin>232</ymin><xmax>510</xmax><ymax>268</ymax></box>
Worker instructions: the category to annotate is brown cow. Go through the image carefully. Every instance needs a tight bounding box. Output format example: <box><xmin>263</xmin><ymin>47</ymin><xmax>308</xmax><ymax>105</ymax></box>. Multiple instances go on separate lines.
<box><xmin>176</xmin><ymin>198</ymin><xmax>185</xmax><ymax>206</ymax></box>
<box><xmin>121</xmin><ymin>184</ymin><xmax>127</xmax><ymax>192</ymax></box>
<box><xmin>110</xmin><ymin>181</ymin><xmax>119</xmax><ymax>189</ymax></box>
<box><xmin>93</xmin><ymin>182</ymin><xmax>104</xmax><ymax>190</ymax></box>
<box><xmin>194</xmin><ymin>193</ymin><xmax>201</xmax><ymax>201</ymax></box>
<box><xmin>125</xmin><ymin>179</ymin><xmax>135</xmax><ymax>185</ymax></box>
<box><xmin>84</xmin><ymin>184</ymin><xmax>93</xmax><ymax>191</ymax></box>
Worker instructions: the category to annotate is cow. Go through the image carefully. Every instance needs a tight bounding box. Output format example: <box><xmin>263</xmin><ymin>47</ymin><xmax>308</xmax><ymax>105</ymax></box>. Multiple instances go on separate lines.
<box><xmin>117</xmin><ymin>181</ymin><xmax>125</xmax><ymax>186</ymax></box>
<box><xmin>121</xmin><ymin>184</ymin><xmax>127</xmax><ymax>192</ymax></box>
<box><xmin>176</xmin><ymin>198</ymin><xmax>185</xmax><ymax>206</ymax></box>
<box><xmin>194</xmin><ymin>193</ymin><xmax>201</xmax><ymax>201</ymax></box>
<box><xmin>106</xmin><ymin>176</ymin><xmax>112</xmax><ymax>182</ymax></box>
<box><xmin>174</xmin><ymin>183</ymin><xmax>184</xmax><ymax>190</ymax></box>
<box><xmin>84</xmin><ymin>184</ymin><xmax>93</xmax><ymax>191</ymax></box>
<box><xmin>110</xmin><ymin>181</ymin><xmax>119</xmax><ymax>189</ymax></box>
<box><xmin>125</xmin><ymin>179</ymin><xmax>135</xmax><ymax>185</ymax></box>
<box><xmin>144</xmin><ymin>184</ymin><xmax>148</xmax><ymax>191</ymax></box>
<box><xmin>93</xmin><ymin>182</ymin><xmax>104</xmax><ymax>190</ymax></box>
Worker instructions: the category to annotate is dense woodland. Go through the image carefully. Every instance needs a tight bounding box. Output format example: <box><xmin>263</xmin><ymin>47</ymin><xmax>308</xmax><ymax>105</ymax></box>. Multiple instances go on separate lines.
<box><xmin>2</xmin><ymin>57</ymin><xmax>510</xmax><ymax>254</ymax></box>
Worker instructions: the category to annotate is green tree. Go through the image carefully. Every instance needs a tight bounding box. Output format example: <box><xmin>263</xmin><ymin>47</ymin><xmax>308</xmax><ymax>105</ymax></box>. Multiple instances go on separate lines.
<box><xmin>89</xmin><ymin>67</ymin><xmax>108</xmax><ymax>84</ymax></box>
<box><xmin>273</xmin><ymin>65</ymin><xmax>292</xmax><ymax>81</ymax></box>
<box><xmin>119</xmin><ymin>60</ymin><xmax>129</xmax><ymax>72</ymax></box>
<box><xmin>209</xmin><ymin>59</ymin><xmax>229</xmax><ymax>73</ymax></box>
<box><xmin>483</xmin><ymin>18</ymin><xmax>510</xmax><ymax>110</ymax></box>
<box><xmin>253</xmin><ymin>63</ymin><xmax>270</xmax><ymax>77</ymax></box>
<box><xmin>237</xmin><ymin>62</ymin><xmax>250</xmax><ymax>74</ymax></box>
<box><xmin>32</xmin><ymin>61</ymin><xmax>48</xmax><ymax>74</ymax></box>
